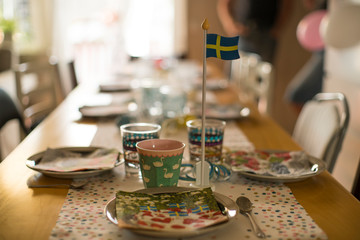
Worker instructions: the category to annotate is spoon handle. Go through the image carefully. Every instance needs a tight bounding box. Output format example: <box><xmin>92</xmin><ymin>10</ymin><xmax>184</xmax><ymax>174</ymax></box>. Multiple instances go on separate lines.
<box><xmin>245</xmin><ymin>212</ymin><xmax>266</xmax><ymax>238</ymax></box>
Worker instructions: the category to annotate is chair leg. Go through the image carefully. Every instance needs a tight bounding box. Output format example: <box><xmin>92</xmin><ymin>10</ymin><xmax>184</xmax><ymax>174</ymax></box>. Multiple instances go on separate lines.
<box><xmin>0</xmin><ymin>132</ymin><xmax>3</xmax><ymax>162</ymax></box>
<box><xmin>351</xmin><ymin>158</ymin><xmax>360</xmax><ymax>200</ymax></box>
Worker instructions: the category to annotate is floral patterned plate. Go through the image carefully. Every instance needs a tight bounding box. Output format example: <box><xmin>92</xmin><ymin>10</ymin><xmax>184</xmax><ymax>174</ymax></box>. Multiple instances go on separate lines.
<box><xmin>228</xmin><ymin>150</ymin><xmax>326</xmax><ymax>183</ymax></box>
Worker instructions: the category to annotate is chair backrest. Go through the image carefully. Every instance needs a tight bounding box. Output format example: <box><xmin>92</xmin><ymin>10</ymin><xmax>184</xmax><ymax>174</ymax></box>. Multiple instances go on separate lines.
<box><xmin>230</xmin><ymin>51</ymin><xmax>274</xmax><ymax>114</ymax></box>
<box><xmin>13</xmin><ymin>57</ymin><xmax>63</xmax><ymax>130</ymax></box>
<box><xmin>292</xmin><ymin>92</ymin><xmax>350</xmax><ymax>173</ymax></box>
<box><xmin>0</xmin><ymin>49</ymin><xmax>12</xmax><ymax>72</ymax></box>
<box><xmin>0</xmin><ymin>88</ymin><xmax>27</xmax><ymax>134</ymax></box>
<box><xmin>68</xmin><ymin>60</ymin><xmax>79</xmax><ymax>90</ymax></box>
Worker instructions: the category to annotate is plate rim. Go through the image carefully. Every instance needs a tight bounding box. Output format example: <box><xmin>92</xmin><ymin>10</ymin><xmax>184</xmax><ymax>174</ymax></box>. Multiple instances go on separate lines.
<box><xmin>99</xmin><ymin>83</ymin><xmax>132</xmax><ymax>92</ymax></box>
<box><xmin>230</xmin><ymin>150</ymin><xmax>326</xmax><ymax>183</ymax></box>
<box><xmin>79</xmin><ymin>105</ymin><xmax>129</xmax><ymax>118</ymax></box>
<box><xmin>104</xmin><ymin>187</ymin><xmax>238</xmax><ymax>238</ymax></box>
<box><xmin>193</xmin><ymin>103</ymin><xmax>246</xmax><ymax>120</ymax></box>
<box><xmin>25</xmin><ymin>146</ymin><xmax>123</xmax><ymax>179</ymax></box>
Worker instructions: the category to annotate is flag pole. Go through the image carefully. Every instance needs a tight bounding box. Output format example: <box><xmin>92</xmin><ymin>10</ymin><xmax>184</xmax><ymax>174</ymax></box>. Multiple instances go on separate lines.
<box><xmin>200</xmin><ymin>18</ymin><xmax>209</xmax><ymax>187</ymax></box>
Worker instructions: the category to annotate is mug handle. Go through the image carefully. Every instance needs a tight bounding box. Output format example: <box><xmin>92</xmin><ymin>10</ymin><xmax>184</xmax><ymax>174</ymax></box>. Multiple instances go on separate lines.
<box><xmin>115</xmin><ymin>151</ymin><xmax>125</xmax><ymax>167</ymax></box>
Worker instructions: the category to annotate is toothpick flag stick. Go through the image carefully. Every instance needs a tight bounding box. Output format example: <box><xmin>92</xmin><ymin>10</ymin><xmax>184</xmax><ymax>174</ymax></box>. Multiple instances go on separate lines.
<box><xmin>198</xmin><ymin>18</ymin><xmax>240</xmax><ymax>187</ymax></box>
<box><xmin>199</xmin><ymin>18</ymin><xmax>209</xmax><ymax>187</ymax></box>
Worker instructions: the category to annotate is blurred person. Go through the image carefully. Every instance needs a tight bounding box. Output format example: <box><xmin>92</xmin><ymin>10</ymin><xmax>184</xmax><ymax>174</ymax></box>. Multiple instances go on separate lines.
<box><xmin>284</xmin><ymin>0</ymin><xmax>327</xmax><ymax>114</ymax></box>
<box><xmin>217</xmin><ymin>0</ymin><xmax>293</xmax><ymax>63</ymax></box>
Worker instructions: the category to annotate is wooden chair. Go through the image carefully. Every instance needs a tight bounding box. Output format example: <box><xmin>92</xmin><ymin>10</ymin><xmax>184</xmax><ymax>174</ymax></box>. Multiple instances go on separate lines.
<box><xmin>230</xmin><ymin>51</ymin><xmax>274</xmax><ymax>114</ymax></box>
<box><xmin>68</xmin><ymin>60</ymin><xmax>79</xmax><ymax>90</ymax></box>
<box><xmin>351</xmin><ymin>158</ymin><xmax>360</xmax><ymax>200</ymax></box>
<box><xmin>0</xmin><ymin>49</ymin><xmax>12</xmax><ymax>72</ymax></box>
<box><xmin>292</xmin><ymin>92</ymin><xmax>350</xmax><ymax>173</ymax></box>
<box><xmin>13</xmin><ymin>57</ymin><xmax>63</xmax><ymax>130</ymax></box>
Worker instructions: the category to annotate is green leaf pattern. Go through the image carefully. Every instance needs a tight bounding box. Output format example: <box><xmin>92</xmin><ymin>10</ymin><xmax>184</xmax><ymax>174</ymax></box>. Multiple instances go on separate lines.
<box><xmin>115</xmin><ymin>188</ymin><xmax>228</xmax><ymax>231</ymax></box>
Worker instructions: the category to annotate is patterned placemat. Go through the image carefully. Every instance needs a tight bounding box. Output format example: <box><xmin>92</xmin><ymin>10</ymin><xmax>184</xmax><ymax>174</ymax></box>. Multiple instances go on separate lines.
<box><xmin>49</xmin><ymin>121</ymin><xmax>327</xmax><ymax>239</ymax></box>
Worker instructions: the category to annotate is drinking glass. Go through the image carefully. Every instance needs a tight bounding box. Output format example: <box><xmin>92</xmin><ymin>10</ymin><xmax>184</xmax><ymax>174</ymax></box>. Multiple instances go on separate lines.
<box><xmin>120</xmin><ymin>123</ymin><xmax>161</xmax><ymax>175</ymax></box>
<box><xmin>186</xmin><ymin>119</ymin><xmax>226</xmax><ymax>163</ymax></box>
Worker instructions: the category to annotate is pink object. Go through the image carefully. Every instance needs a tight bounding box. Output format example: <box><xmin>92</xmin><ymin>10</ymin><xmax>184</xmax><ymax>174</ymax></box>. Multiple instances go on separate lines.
<box><xmin>136</xmin><ymin>139</ymin><xmax>185</xmax><ymax>157</ymax></box>
<box><xmin>297</xmin><ymin>10</ymin><xmax>327</xmax><ymax>51</ymax></box>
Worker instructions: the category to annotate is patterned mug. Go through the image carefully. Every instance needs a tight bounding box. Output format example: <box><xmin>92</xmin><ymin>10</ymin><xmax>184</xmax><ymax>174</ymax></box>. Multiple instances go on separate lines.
<box><xmin>136</xmin><ymin>139</ymin><xmax>186</xmax><ymax>188</ymax></box>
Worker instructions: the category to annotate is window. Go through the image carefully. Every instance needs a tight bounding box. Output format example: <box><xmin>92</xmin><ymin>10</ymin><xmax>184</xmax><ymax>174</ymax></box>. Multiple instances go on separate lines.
<box><xmin>52</xmin><ymin>0</ymin><xmax>186</xmax><ymax>84</ymax></box>
<box><xmin>123</xmin><ymin>0</ymin><xmax>174</xmax><ymax>58</ymax></box>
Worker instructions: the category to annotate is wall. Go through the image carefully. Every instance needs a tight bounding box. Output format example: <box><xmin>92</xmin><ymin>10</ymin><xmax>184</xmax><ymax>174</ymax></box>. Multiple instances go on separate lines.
<box><xmin>272</xmin><ymin>0</ymin><xmax>311</xmax><ymax>132</ymax></box>
<box><xmin>187</xmin><ymin>0</ymin><xmax>225</xmax><ymax>72</ymax></box>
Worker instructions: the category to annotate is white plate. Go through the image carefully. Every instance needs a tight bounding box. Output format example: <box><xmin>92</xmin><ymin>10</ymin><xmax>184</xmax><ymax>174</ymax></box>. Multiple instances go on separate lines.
<box><xmin>104</xmin><ymin>187</ymin><xmax>238</xmax><ymax>238</ymax></box>
<box><xmin>192</xmin><ymin>104</ymin><xmax>249</xmax><ymax>120</ymax></box>
<box><xmin>195</xmin><ymin>78</ymin><xmax>229</xmax><ymax>90</ymax></box>
<box><xmin>79</xmin><ymin>105</ymin><xmax>129</xmax><ymax>118</ymax></box>
<box><xmin>99</xmin><ymin>82</ymin><xmax>132</xmax><ymax>92</ymax></box>
<box><xmin>26</xmin><ymin>147</ymin><xmax>124</xmax><ymax>179</ymax></box>
<box><xmin>232</xmin><ymin>151</ymin><xmax>326</xmax><ymax>183</ymax></box>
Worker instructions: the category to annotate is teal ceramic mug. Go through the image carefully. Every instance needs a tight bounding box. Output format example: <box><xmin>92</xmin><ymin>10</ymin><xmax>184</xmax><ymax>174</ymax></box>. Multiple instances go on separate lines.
<box><xmin>136</xmin><ymin>139</ymin><xmax>186</xmax><ymax>188</ymax></box>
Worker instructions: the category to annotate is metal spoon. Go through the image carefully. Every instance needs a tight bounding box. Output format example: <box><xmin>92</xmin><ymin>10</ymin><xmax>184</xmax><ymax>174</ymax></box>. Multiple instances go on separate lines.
<box><xmin>236</xmin><ymin>196</ymin><xmax>266</xmax><ymax>238</ymax></box>
<box><xmin>240</xmin><ymin>107</ymin><xmax>251</xmax><ymax>117</ymax></box>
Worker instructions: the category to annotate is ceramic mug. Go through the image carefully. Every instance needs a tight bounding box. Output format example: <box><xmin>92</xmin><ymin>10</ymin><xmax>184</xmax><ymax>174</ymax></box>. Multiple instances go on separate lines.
<box><xmin>136</xmin><ymin>139</ymin><xmax>185</xmax><ymax>188</ymax></box>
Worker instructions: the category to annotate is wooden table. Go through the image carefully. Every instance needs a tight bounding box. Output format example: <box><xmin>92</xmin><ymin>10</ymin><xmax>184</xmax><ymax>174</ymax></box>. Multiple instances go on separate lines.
<box><xmin>0</xmin><ymin>84</ymin><xmax>359</xmax><ymax>240</ymax></box>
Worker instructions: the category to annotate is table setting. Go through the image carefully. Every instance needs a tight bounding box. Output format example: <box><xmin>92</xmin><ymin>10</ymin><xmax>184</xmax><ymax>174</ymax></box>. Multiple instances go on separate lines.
<box><xmin>2</xmin><ymin>17</ymin><xmax>360</xmax><ymax>240</ymax></box>
<box><xmin>21</xmin><ymin>50</ymin><xmax>329</xmax><ymax>238</ymax></box>
<box><xmin>20</xmin><ymin>44</ymin><xmax>330</xmax><ymax>239</ymax></box>
<box><xmin>2</xmin><ymin>70</ymin><xmax>358</xmax><ymax>239</ymax></box>
<box><xmin>23</xmin><ymin>117</ymin><xmax>328</xmax><ymax>239</ymax></box>
<box><xmin>25</xmin><ymin>147</ymin><xmax>122</xmax><ymax>179</ymax></box>
<box><xmin>78</xmin><ymin>91</ymin><xmax>135</xmax><ymax>118</ymax></box>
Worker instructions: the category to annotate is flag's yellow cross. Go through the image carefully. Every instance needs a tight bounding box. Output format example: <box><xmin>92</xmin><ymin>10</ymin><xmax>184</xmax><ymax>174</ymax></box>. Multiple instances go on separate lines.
<box><xmin>206</xmin><ymin>35</ymin><xmax>238</xmax><ymax>59</ymax></box>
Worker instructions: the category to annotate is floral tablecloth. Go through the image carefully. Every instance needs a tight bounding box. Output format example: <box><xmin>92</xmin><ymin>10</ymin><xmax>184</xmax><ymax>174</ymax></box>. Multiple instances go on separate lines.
<box><xmin>49</xmin><ymin>121</ymin><xmax>327</xmax><ymax>240</ymax></box>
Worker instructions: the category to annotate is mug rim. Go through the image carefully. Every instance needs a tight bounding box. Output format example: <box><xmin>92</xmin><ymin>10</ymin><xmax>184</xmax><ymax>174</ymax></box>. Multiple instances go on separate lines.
<box><xmin>136</xmin><ymin>139</ymin><xmax>185</xmax><ymax>152</ymax></box>
<box><xmin>120</xmin><ymin>123</ymin><xmax>161</xmax><ymax>133</ymax></box>
<box><xmin>186</xmin><ymin>119</ymin><xmax>226</xmax><ymax>128</ymax></box>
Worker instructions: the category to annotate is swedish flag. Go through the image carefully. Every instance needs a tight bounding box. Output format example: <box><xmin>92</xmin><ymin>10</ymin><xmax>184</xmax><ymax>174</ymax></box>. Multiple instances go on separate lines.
<box><xmin>206</xmin><ymin>34</ymin><xmax>240</xmax><ymax>60</ymax></box>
